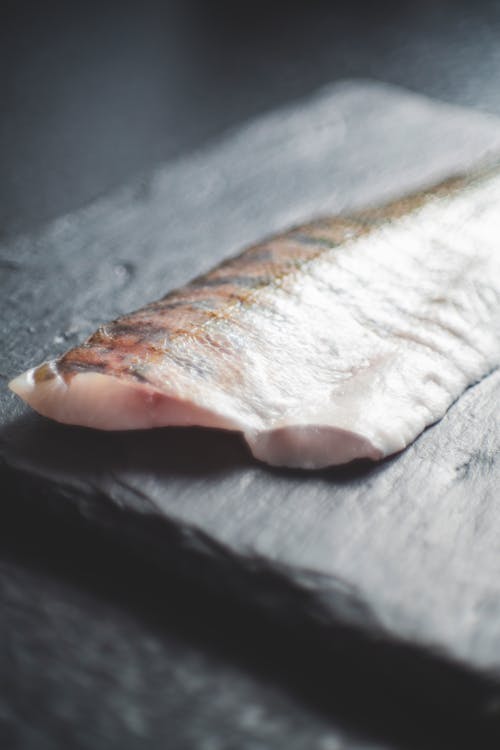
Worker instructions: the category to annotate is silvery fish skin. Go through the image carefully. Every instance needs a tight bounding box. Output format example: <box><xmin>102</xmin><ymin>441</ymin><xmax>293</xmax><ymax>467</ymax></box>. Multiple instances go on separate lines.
<box><xmin>9</xmin><ymin>170</ymin><xmax>500</xmax><ymax>468</ymax></box>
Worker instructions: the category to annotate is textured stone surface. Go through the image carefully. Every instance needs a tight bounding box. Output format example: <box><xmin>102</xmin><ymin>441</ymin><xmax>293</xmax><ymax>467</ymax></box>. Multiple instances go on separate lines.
<box><xmin>2</xmin><ymin>82</ymin><xmax>500</xmax><ymax>729</ymax></box>
<box><xmin>2</xmin><ymin>509</ymin><xmax>500</xmax><ymax>750</ymax></box>
<box><xmin>0</xmin><ymin>530</ymin><xmax>385</xmax><ymax>750</ymax></box>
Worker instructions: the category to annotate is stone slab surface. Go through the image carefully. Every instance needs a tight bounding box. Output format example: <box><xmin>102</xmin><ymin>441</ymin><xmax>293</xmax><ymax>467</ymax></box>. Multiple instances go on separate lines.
<box><xmin>2</xmin><ymin>81</ymin><xmax>500</xmax><ymax>722</ymax></box>
<box><xmin>1</xmin><ymin>520</ymin><xmax>387</xmax><ymax>750</ymax></box>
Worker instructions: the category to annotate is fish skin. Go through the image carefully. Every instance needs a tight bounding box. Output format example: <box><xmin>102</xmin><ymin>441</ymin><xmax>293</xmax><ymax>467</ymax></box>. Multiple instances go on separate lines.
<box><xmin>9</xmin><ymin>170</ymin><xmax>500</xmax><ymax>468</ymax></box>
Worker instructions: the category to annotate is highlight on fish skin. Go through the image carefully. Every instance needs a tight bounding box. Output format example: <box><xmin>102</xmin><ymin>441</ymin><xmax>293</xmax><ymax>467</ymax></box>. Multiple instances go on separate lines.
<box><xmin>10</xmin><ymin>169</ymin><xmax>500</xmax><ymax>469</ymax></box>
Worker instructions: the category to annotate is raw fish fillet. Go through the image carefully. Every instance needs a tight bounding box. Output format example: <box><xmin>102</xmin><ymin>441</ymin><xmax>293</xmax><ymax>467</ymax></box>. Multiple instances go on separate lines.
<box><xmin>10</xmin><ymin>170</ymin><xmax>500</xmax><ymax>469</ymax></box>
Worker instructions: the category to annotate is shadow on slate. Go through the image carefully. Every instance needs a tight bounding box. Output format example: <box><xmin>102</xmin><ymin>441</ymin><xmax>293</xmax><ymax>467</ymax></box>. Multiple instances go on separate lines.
<box><xmin>3</xmin><ymin>460</ymin><xmax>500</xmax><ymax>750</ymax></box>
<box><xmin>3</xmin><ymin>81</ymin><xmax>500</xmax><ymax>743</ymax></box>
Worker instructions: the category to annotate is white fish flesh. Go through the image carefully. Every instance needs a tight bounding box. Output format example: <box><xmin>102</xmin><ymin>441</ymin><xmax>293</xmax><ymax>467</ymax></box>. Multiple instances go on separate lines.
<box><xmin>10</xmin><ymin>170</ymin><xmax>500</xmax><ymax>468</ymax></box>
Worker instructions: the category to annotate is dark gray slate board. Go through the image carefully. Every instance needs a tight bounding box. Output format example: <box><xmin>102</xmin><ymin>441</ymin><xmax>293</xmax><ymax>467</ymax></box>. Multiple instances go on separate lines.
<box><xmin>3</xmin><ymin>81</ymin><xmax>500</xmax><ymax>716</ymax></box>
<box><xmin>1</xmin><ymin>536</ymin><xmax>387</xmax><ymax>750</ymax></box>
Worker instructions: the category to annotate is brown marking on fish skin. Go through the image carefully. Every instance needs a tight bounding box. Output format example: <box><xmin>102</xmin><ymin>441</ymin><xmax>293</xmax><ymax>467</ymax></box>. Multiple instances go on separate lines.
<box><xmin>295</xmin><ymin>218</ymin><xmax>366</xmax><ymax>246</ymax></box>
<box><xmin>92</xmin><ymin>320</ymin><xmax>170</xmax><ymax>346</ymax></box>
<box><xmin>352</xmin><ymin>175</ymin><xmax>469</xmax><ymax>226</ymax></box>
<box><xmin>128</xmin><ymin>365</ymin><xmax>151</xmax><ymax>384</ymax></box>
<box><xmin>58</xmin><ymin>359</ymin><xmax>111</xmax><ymax>376</ymax></box>
<box><xmin>57</xmin><ymin>352</ymin><xmax>157</xmax><ymax>386</ymax></box>
<box><xmin>33</xmin><ymin>362</ymin><xmax>57</xmax><ymax>383</ymax></box>
<box><xmin>50</xmin><ymin>169</ymin><xmax>485</xmax><ymax>384</ymax></box>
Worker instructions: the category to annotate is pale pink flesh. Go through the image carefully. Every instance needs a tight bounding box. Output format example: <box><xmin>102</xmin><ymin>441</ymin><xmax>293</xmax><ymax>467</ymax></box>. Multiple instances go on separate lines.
<box><xmin>9</xmin><ymin>368</ymin><xmax>380</xmax><ymax>468</ymax></box>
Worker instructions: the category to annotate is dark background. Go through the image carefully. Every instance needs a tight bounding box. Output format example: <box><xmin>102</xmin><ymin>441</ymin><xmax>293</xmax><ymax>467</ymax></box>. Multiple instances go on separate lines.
<box><xmin>4</xmin><ymin>0</ymin><xmax>500</xmax><ymax>239</ymax></box>
<box><xmin>3</xmin><ymin>2</ymin><xmax>500</xmax><ymax>749</ymax></box>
